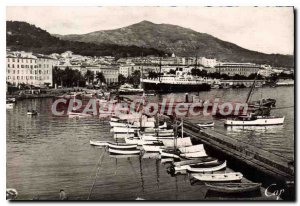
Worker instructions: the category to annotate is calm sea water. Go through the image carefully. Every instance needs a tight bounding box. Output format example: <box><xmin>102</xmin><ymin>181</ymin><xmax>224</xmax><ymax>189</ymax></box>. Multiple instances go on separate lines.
<box><xmin>6</xmin><ymin>86</ymin><xmax>294</xmax><ymax>200</ymax></box>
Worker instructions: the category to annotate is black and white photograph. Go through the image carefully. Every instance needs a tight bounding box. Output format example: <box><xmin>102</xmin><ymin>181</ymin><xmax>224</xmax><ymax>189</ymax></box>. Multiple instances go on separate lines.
<box><xmin>5</xmin><ymin>5</ymin><xmax>295</xmax><ymax>201</ymax></box>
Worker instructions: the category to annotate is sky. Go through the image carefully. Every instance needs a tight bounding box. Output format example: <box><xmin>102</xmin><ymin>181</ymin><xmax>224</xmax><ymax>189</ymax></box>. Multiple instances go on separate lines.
<box><xmin>6</xmin><ymin>6</ymin><xmax>294</xmax><ymax>55</ymax></box>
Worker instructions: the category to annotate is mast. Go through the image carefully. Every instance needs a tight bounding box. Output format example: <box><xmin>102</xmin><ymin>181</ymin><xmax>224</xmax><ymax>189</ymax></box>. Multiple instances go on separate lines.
<box><xmin>246</xmin><ymin>72</ymin><xmax>259</xmax><ymax>103</ymax></box>
<box><xmin>159</xmin><ymin>57</ymin><xmax>162</xmax><ymax>83</ymax></box>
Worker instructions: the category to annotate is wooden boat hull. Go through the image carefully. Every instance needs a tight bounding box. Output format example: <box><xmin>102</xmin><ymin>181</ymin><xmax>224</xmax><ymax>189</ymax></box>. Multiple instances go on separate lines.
<box><xmin>142</xmin><ymin>144</ymin><xmax>164</xmax><ymax>152</ymax></box>
<box><xmin>108</xmin><ymin>148</ymin><xmax>140</xmax><ymax>155</ymax></box>
<box><xmin>174</xmin><ymin>160</ymin><xmax>219</xmax><ymax>171</ymax></box>
<box><xmin>192</xmin><ymin>172</ymin><xmax>243</xmax><ymax>182</ymax></box>
<box><xmin>107</xmin><ymin>142</ymin><xmax>137</xmax><ymax>149</ymax></box>
<box><xmin>90</xmin><ymin>140</ymin><xmax>111</xmax><ymax>146</ymax></box>
<box><xmin>180</xmin><ymin>151</ymin><xmax>207</xmax><ymax>158</ymax></box>
<box><xmin>173</xmin><ymin>157</ymin><xmax>218</xmax><ymax>167</ymax></box>
<box><xmin>205</xmin><ymin>183</ymin><xmax>261</xmax><ymax>193</ymax></box>
<box><xmin>187</xmin><ymin>161</ymin><xmax>226</xmax><ymax>173</ymax></box>
<box><xmin>111</xmin><ymin>127</ymin><xmax>139</xmax><ymax>133</ymax></box>
<box><xmin>161</xmin><ymin>137</ymin><xmax>192</xmax><ymax>147</ymax></box>
<box><xmin>197</xmin><ymin>122</ymin><xmax>214</xmax><ymax>127</ymax></box>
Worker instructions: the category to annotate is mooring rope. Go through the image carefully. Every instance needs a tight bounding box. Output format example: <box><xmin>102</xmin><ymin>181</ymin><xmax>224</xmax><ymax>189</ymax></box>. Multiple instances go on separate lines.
<box><xmin>87</xmin><ymin>149</ymin><xmax>106</xmax><ymax>200</ymax></box>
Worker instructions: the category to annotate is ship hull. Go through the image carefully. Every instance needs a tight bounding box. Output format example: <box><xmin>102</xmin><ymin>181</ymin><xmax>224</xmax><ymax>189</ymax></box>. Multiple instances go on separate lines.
<box><xmin>142</xmin><ymin>82</ymin><xmax>211</xmax><ymax>93</ymax></box>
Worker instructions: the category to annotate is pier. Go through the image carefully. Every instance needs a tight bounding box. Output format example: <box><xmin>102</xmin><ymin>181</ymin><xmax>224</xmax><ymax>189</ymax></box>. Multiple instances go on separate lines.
<box><xmin>182</xmin><ymin>120</ymin><xmax>295</xmax><ymax>200</ymax></box>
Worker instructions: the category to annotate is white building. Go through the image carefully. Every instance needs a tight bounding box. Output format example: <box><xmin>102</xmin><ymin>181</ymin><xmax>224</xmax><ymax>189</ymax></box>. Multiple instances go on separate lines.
<box><xmin>199</xmin><ymin>57</ymin><xmax>217</xmax><ymax>68</ymax></box>
<box><xmin>6</xmin><ymin>52</ymin><xmax>54</xmax><ymax>87</ymax></box>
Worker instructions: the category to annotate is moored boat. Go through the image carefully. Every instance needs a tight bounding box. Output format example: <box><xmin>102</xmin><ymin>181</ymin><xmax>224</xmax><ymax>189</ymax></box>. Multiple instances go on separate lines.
<box><xmin>173</xmin><ymin>157</ymin><xmax>218</xmax><ymax>167</ymax></box>
<box><xmin>107</xmin><ymin>142</ymin><xmax>137</xmax><ymax>149</ymax></box>
<box><xmin>192</xmin><ymin>172</ymin><xmax>243</xmax><ymax>182</ymax></box>
<box><xmin>197</xmin><ymin>122</ymin><xmax>214</xmax><ymax>127</ymax></box>
<box><xmin>225</xmin><ymin>114</ymin><xmax>285</xmax><ymax>126</ymax></box>
<box><xmin>173</xmin><ymin>159</ymin><xmax>219</xmax><ymax>171</ymax></box>
<box><xmin>90</xmin><ymin>140</ymin><xmax>112</xmax><ymax>146</ymax></box>
<box><xmin>108</xmin><ymin>148</ymin><xmax>141</xmax><ymax>155</ymax></box>
<box><xmin>186</xmin><ymin>160</ymin><xmax>226</xmax><ymax>173</ymax></box>
<box><xmin>27</xmin><ymin>110</ymin><xmax>38</xmax><ymax>115</ymax></box>
<box><xmin>205</xmin><ymin>182</ymin><xmax>261</xmax><ymax>193</ymax></box>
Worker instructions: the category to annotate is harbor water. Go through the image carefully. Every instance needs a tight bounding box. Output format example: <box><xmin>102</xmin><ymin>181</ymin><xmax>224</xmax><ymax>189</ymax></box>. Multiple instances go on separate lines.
<box><xmin>6</xmin><ymin>86</ymin><xmax>294</xmax><ymax>200</ymax></box>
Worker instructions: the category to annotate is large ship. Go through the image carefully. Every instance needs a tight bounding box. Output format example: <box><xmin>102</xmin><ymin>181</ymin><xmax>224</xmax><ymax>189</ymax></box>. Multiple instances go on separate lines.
<box><xmin>141</xmin><ymin>71</ymin><xmax>214</xmax><ymax>93</ymax></box>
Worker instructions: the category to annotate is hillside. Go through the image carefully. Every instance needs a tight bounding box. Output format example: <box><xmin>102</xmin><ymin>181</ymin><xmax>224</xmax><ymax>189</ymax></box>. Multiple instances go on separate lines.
<box><xmin>58</xmin><ymin>20</ymin><xmax>294</xmax><ymax>67</ymax></box>
<box><xmin>6</xmin><ymin>21</ymin><xmax>166</xmax><ymax>58</ymax></box>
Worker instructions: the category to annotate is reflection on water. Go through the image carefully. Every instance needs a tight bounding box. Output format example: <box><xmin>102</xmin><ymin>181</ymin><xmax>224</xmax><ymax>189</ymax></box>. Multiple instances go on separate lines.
<box><xmin>6</xmin><ymin>87</ymin><xmax>294</xmax><ymax>200</ymax></box>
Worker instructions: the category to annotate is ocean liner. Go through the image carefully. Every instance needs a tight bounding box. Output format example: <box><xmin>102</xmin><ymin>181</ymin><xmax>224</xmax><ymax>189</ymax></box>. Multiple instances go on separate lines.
<box><xmin>141</xmin><ymin>71</ymin><xmax>214</xmax><ymax>93</ymax></box>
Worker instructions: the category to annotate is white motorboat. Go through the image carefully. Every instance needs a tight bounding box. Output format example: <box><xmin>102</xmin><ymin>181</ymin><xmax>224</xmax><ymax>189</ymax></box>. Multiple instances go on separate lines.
<box><xmin>108</xmin><ymin>148</ymin><xmax>141</xmax><ymax>155</ymax></box>
<box><xmin>90</xmin><ymin>140</ymin><xmax>112</xmax><ymax>146</ymax></box>
<box><xmin>144</xmin><ymin>128</ymin><xmax>173</xmax><ymax>133</ymax></box>
<box><xmin>107</xmin><ymin>142</ymin><xmax>137</xmax><ymax>149</ymax></box>
<box><xmin>109</xmin><ymin>121</ymin><xmax>139</xmax><ymax>128</ymax></box>
<box><xmin>191</xmin><ymin>172</ymin><xmax>243</xmax><ymax>182</ymax></box>
<box><xmin>186</xmin><ymin>161</ymin><xmax>226</xmax><ymax>173</ymax></box>
<box><xmin>225</xmin><ymin>114</ymin><xmax>285</xmax><ymax>126</ymax></box>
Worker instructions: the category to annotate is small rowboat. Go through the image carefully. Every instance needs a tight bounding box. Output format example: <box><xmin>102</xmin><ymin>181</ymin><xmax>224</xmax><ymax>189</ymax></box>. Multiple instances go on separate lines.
<box><xmin>107</xmin><ymin>142</ymin><xmax>137</xmax><ymax>149</ymax></box>
<box><xmin>205</xmin><ymin>183</ymin><xmax>261</xmax><ymax>193</ymax></box>
<box><xmin>90</xmin><ymin>140</ymin><xmax>112</xmax><ymax>146</ymax></box>
<box><xmin>187</xmin><ymin>161</ymin><xmax>226</xmax><ymax>173</ymax></box>
<box><xmin>174</xmin><ymin>159</ymin><xmax>219</xmax><ymax>171</ymax></box>
<box><xmin>192</xmin><ymin>172</ymin><xmax>243</xmax><ymax>182</ymax></box>
<box><xmin>173</xmin><ymin>157</ymin><xmax>218</xmax><ymax>167</ymax></box>
<box><xmin>27</xmin><ymin>110</ymin><xmax>38</xmax><ymax>115</ymax></box>
<box><xmin>197</xmin><ymin>122</ymin><xmax>214</xmax><ymax>127</ymax></box>
<box><xmin>108</xmin><ymin>148</ymin><xmax>140</xmax><ymax>155</ymax></box>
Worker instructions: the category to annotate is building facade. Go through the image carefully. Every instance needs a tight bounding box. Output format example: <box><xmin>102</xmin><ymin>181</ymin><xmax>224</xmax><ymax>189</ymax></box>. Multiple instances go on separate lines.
<box><xmin>6</xmin><ymin>52</ymin><xmax>54</xmax><ymax>87</ymax></box>
<box><xmin>215</xmin><ymin>63</ymin><xmax>261</xmax><ymax>77</ymax></box>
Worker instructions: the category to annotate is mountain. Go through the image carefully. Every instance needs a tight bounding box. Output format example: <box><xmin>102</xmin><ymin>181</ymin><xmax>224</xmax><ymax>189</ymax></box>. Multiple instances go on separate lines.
<box><xmin>57</xmin><ymin>20</ymin><xmax>293</xmax><ymax>67</ymax></box>
<box><xmin>6</xmin><ymin>21</ymin><xmax>166</xmax><ymax>58</ymax></box>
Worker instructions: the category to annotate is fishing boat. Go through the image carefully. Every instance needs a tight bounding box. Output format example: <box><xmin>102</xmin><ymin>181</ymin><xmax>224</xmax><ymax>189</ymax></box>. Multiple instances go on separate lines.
<box><xmin>107</xmin><ymin>142</ymin><xmax>137</xmax><ymax>149</ymax></box>
<box><xmin>173</xmin><ymin>159</ymin><xmax>219</xmax><ymax>172</ymax></box>
<box><xmin>197</xmin><ymin>122</ymin><xmax>214</xmax><ymax>127</ymax></box>
<box><xmin>191</xmin><ymin>172</ymin><xmax>243</xmax><ymax>182</ymax></box>
<box><xmin>108</xmin><ymin>148</ymin><xmax>141</xmax><ymax>155</ymax></box>
<box><xmin>186</xmin><ymin>160</ymin><xmax>226</xmax><ymax>172</ymax></box>
<box><xmin>173</xmin><ymin>157</ymin><xmax>218</xmax><ymax>167</ymax></box>
<box><xmin>225</xmin><ymin>114</ymin><xmax>285</xmax><ymax>126</ymax></box>
<box><xmin>27</xmin><ymin>110</ymin><xmax>38</xmax><ymax>115</ymax></box>
<box><xmin>90</xmin><ymin>140</ymin><xmax>112</xmax><ymax>146</ymax></box>
<box><xmin>205</xmin><ymin>182</ymin><xmax>261</xmax><ymax>193</ymax></box>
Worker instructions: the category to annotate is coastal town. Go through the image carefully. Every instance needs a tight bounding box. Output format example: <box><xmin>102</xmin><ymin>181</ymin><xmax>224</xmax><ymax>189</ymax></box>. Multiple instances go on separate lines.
<box><xmin>6</xmin><ymin>6</ymin><xmax>295</xmax><ymax>202</ymax></box>
<box><xmin>6</xmin><ymin>50</ymin><xmax>294</xmax><ymax>96</ymax></box>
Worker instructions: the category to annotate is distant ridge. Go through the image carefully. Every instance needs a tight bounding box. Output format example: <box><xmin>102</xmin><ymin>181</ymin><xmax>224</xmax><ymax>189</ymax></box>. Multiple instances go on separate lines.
<box><xmin>57</xmin><ymin>20</ymin><xmax>293</xmax><ymax>67</ymax></box>
<box><xmin>6</xmin><ymin>21</ymin><xmax>167</xmax><ymax>58</ymax></box>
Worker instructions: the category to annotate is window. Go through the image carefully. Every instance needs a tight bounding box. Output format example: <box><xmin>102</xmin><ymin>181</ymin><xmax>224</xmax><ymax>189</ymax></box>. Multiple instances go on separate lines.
<box><xmin>12</xmin><ymin>58</ymin><xmax>15</xmax><ymax>62</ymax></box>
